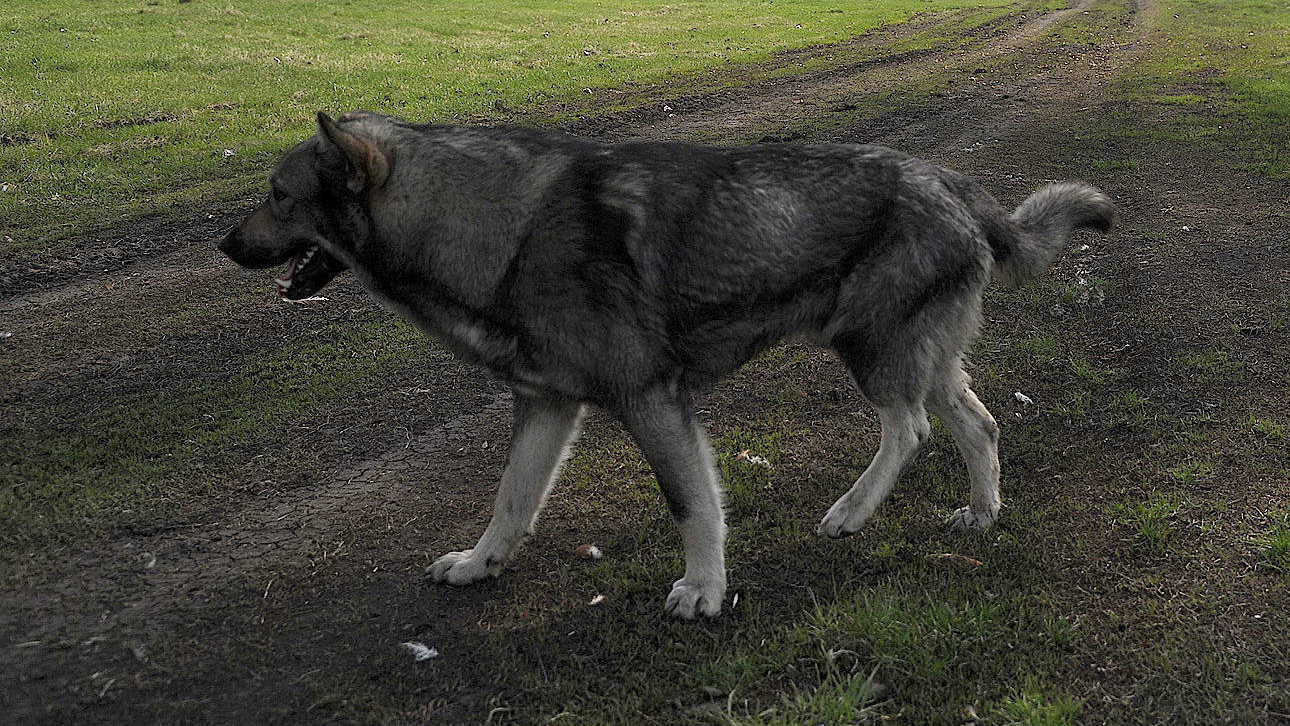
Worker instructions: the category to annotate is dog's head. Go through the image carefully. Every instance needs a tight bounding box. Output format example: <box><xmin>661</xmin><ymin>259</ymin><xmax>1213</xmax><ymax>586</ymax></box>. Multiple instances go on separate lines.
<box><xmin>218</xmin><ymin>112</ymin><xmax>392</xmax><ymax>300</ymax></box>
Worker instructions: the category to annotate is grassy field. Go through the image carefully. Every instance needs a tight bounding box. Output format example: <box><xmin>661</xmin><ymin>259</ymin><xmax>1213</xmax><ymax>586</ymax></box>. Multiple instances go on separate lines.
<box><xmin>0</xmin><ymin>0</ymin><xmax>1015</xmax><ymax>251</ymax></box>
<box><xmin>1116</xmin><ymin>0</ymin><xmax>1289</xmax><ymax>178</ymax></box>
<box><xmin>2</xmin><ymin>0</ymin><xmax>1288</xmax><ymax>723</ymax></box>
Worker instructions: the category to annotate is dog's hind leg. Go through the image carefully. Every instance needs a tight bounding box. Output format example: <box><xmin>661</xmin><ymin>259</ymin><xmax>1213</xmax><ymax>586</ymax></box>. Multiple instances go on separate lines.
<box><xmin>428</xmin><ymin>391</ymin><xmax>584</xmax><ymax>585</ymax></box>
<box><xmin>927</xmin><ymin>365</ymin><xmax>1002</xmax><ymax>530</ymax></box>
<box><xmin>818</xmin><ymin>399</ymin><xmax>931</xmax><ymax>538</ymax></box>
<box><xmin>618</xmin><ymin>388</ymin><xmax>726</xmax><ymax>619</ymax></box>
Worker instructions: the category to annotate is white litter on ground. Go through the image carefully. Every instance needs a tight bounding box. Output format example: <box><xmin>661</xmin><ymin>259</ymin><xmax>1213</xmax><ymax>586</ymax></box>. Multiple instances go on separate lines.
<box><xmin>400</xmin><ymin>642</ymin><xmax>439</xmax><ymax>661</ymax></box>
<box><xmin>1014</xmin><ymin>391</ymin><xmax>1035</xmax><ymax>406</ymax></box>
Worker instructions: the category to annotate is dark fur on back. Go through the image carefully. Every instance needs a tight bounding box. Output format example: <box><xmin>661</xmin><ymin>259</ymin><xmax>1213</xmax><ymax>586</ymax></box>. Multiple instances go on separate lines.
<box><xmin>274</xmin><ymin>116</ymin><xmax>1104</xmax><ymax>409</ymax></box>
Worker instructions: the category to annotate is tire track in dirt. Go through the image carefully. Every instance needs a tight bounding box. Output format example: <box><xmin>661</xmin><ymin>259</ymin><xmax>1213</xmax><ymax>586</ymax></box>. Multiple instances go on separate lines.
<box><xmin>3</xmin><ymin>393</ymin><xmax>515</xmax><ymax>719</ymax></box>
<box><xmin>12</xmin><ymin>393</ymin><xmax>513</xmax><ymax>641</ymax></box>
<box><xmin>569</xmin><ymin>0</ymin><xmax>1130</xmax><ymax>147</ymax></box>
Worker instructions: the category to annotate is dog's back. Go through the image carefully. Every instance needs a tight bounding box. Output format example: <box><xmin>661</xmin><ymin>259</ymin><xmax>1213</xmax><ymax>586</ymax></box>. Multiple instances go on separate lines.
<box><xmin>480</xmin><ymin>138</ymin><xmax>1041</xmax><ymax>398</ymax></box>
<box><xmin>362</xmin><ymin>126</ymin><xmax>1110</xmax><ymax>402</ymax></box>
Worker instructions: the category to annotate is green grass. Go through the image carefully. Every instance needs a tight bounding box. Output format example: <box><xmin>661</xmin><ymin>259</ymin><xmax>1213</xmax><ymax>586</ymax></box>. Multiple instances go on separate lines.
<box><xmin>1167</xmin><ymin>460</ymin><xmax>1214</xmax><ymax>486</ymax></box>
<box><xmin>994</xmin><ymin>684</ymin><xmax>1083</xmax><ymax>726</ymax></box>
<box><xmin>1152</xmin><ymin>93</ymin><xmax>1207</xmax><ymax>106</ymax></box>
<box><xmin>1112</xmin><ymin>492</ymin><xmax>1189</xmax><ymax>552</ymax></box>
<box><xmin>710</xmin><ymin>657</ymin><xmax>885</xmax><ymax>725</ymax></box>
<box><xmin>1253</xmin><ymin>513</ymin><xmax>1290</xmax><ymax>572</ymax></box>
<box><xmin>1117</xmin><ymin>0</ymin><xmax>1290</xmax><ymax>177</ymax></box>
<box><xmin>0</xmin><ymin>0</ymin><xmax>1017</xmax><ymax>251</ymax></box>
<box><xmin>1180</xmin><ymin>348</ymin><xmax>1246</xmax><ymax>381</ymax></box>
<box><xmin>1246</xmin><ymin>414</ymin><xmax>1286</xmax><ymax>441</ymax></box>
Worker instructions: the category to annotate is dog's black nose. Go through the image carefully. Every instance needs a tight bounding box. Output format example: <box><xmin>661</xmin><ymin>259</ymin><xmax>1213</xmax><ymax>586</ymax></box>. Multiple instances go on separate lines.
<box><xmin>216</xmin><ymin>229</ymin><xmax>238</xmax><ymax>256</ymax></box>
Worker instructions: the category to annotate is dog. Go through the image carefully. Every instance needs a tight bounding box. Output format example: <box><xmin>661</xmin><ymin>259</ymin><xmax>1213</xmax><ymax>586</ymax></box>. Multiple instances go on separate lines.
<box><xmin>219</xmin><ymin>111</ymin><xmax>1113</xmax><ymax>619</ymax></box>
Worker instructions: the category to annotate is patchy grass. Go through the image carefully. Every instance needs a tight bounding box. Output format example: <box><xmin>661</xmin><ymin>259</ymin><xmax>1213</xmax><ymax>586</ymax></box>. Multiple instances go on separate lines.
<box><xmin>1090</xmin><ymin>159</ymin><xmax>1142</xmax><ymax>174</ymax></box>
<box><xmin>1246</xmin><ymin>414</ymin><xmax>1286</xmax><ymax>442</ymax></box>
<box><xmin>1112</xmin><ymin>492</ymin><xmax>1189</xmax><ymax>552</ymax></box>
<box><xmin>1180</xmin><ymin>348</ymin><xmax>1246</xmax><ymax>381</ymax></box>
<box><xmin>1117</xmin><ymin>0</ymin><xmax>1290</xmax><ymax>177</ymax></box>
<box><xmin>1168</xmin><ymin>460</ymin><xmax>1214</xmax><ymax>486</ymax></box>
<box><xmin>0</xmin><ymin>308</ymin><xmax>455</xmax><ymax>552</ymax></box>
<box><xmin>1253</xmin><ymin>512</ymin><xmax>1290</xmax><ymax>572</ymax></box>
<box><xmin>993</xmin><ymin>684</ymin><xmax>1084</xmax><ymax>726</ymax></box>
<box><xmin>1271</xmin><ymin>296</ymin><xmax>1290</xmax><ymax>331</ymax></box>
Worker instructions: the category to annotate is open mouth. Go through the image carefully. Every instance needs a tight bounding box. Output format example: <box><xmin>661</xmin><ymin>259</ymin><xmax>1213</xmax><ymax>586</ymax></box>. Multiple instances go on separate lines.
<box><xmin>273</xmin><ymin>243</ymin><xmax>345</xmax><ymax>300</ymax></box>
<box><xmin>275</xmin><ymin>243</ymin><xmax>321</xmax><ymax>296</ymax></box>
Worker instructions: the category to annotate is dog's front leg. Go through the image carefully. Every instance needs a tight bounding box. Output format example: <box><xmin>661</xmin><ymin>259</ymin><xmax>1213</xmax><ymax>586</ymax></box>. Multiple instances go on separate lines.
<box><xmin>428</xmin><ymin>391</ymin><xmax>583</xmax><ymax>584</ymax></box>
<box><xmin>619</xmin><ymin>388</ymin><xmax>727</xmax><ymax>619</ymax></box>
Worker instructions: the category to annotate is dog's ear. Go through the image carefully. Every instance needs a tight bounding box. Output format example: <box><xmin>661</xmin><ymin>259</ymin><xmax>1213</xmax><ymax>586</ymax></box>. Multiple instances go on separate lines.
<box><xmin>316</xmin><ymin>112</ymin><xmax>390</xmax><ymax>192</ymax></box>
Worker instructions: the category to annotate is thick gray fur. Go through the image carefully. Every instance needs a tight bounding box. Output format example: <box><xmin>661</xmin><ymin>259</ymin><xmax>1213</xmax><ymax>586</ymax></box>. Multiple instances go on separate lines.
<box><xmin>219</xmin><ymin>111</ymin><xmax>1114</xmax><ymax>619</ymax></box>
<box><xmin>996</xmin><ymin>181</ymin><xmax>1116</xmax><ymax>284</ymax></box>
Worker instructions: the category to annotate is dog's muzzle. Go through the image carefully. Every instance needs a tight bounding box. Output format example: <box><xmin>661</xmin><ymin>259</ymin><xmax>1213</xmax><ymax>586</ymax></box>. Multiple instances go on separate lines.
<box><xmin>216</xmin><ymin>229</ymin><xmax>240</xmax><ymax>259</ymax></box>
<box><xmin>217</xmin><ymin>227</ymin><xmax>296</xmax><ymax>270</ymax></box>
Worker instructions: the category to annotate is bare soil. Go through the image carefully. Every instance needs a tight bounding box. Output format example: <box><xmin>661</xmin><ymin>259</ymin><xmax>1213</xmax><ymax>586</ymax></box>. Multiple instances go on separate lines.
<box><xmin>3</xmin><ymin>0</ymin><xmax>1287</xmax><ymax>723</ymax></box>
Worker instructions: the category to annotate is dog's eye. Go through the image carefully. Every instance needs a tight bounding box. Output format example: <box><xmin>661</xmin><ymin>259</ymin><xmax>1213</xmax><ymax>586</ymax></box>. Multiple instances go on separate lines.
<box><xmin>270</xmin><ymin>186</ymin><xmax>294</xmax><ymax>215</ymax></box>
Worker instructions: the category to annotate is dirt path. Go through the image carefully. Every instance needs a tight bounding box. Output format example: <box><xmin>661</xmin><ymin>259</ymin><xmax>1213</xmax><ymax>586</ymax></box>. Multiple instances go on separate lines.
<box><xmin>574</xmin><ymin>0</ymin><xmax>1122</xmax><ymax>144</ymax></box>
<box><xmin>4</xmin><ymin>0</ymin><xmax>1287</xmax><ymax>722</ymax></box>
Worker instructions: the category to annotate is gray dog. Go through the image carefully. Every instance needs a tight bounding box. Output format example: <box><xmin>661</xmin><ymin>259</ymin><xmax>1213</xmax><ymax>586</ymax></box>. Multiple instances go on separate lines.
<box><xmin>219</xmin><ymin>111</ymin><xmax>1113</xmax><ymax>619</ymax></box>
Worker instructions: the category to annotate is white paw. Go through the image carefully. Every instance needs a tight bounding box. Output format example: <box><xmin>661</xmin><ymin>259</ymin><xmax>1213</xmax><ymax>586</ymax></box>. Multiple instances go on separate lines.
<box><xmin>665</xmin><ymin>577</ymin><xmax>724</xmax><ymax>619</ymax></box>
<box><xmin>426</xmin><ymin>549</ymin><xmax>500</xmax><ymax>585</ymax></box>
<box><xmin>947</xmin><ymin>505</ymin><xmax>999</xmax><ymax>531</ymax></box>
<box><xmin>818</xmin><ymin>497</ymin><xmax>872</xmax><ymax>539</ymax></box>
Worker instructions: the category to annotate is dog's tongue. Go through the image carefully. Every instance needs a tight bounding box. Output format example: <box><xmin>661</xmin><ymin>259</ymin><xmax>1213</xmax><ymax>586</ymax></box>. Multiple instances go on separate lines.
<box><xmin>275</xmin><ymin>251</ymin><xmax>305</xmax><ymax>294</ymax></box>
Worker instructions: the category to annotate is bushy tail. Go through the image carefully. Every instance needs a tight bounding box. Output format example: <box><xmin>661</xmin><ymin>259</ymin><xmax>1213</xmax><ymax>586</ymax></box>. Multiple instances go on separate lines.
<box><xmin>990</xmin><ymin>182</ymin><xmax>1115</xmax><ymax>285</ymax></box>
